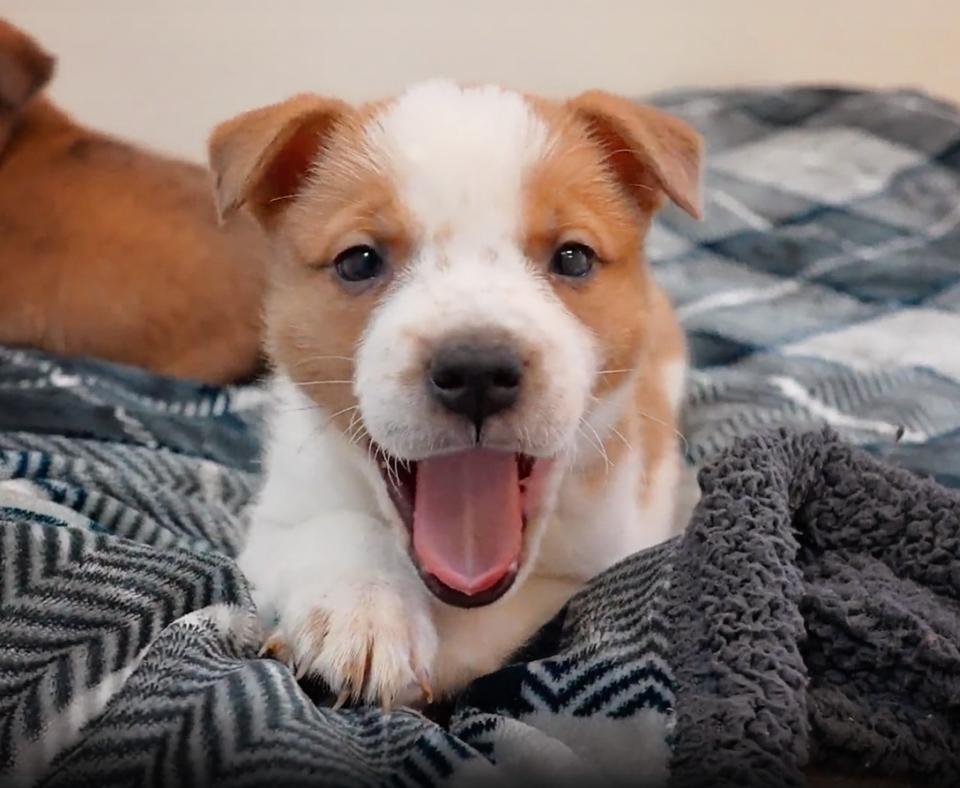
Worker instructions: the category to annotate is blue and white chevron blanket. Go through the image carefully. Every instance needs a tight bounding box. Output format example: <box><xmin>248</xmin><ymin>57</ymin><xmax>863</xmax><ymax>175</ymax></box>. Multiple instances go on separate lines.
<box><xmin>2</xmin><ymin>86</ymin><xmax>960</xmax><ymax>787</ymax></box>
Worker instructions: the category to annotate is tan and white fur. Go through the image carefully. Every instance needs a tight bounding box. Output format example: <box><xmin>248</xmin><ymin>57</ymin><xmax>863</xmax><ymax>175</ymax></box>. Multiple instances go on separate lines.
<box><xmin>208</xmin><ymin>81</ymin><xmax>701</xmax><ymax>708</ymax></box>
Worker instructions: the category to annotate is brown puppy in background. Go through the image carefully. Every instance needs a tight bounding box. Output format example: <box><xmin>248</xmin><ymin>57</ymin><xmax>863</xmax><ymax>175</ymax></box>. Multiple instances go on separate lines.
<box><xmin>0</xmin><ymin>19</ymin><xmax>266</xmax><ymax>384</ymax></box>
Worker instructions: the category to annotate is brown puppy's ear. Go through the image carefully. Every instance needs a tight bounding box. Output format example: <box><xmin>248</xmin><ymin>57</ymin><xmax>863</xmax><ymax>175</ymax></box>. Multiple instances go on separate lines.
<box><xmin>0</xmin><ymin>18</ymin><xmax>55</xmax><ymax>111</ymax></box>
<box><xmin>208</xmin><ymin>93</ymin><xmax>350</xmax><ymax>225</ymax></box>
<box><xmin>568</xmin><ymin>90</ymin><xmax>703</xmax><ymax>219</ymax></box>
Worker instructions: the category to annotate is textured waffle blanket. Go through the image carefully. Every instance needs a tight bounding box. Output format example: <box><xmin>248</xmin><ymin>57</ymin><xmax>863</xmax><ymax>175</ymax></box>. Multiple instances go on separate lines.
<box><xmin>2</xmin><ymin>85</ymin><xmax>960</xmax><ymax>786</ymax></box>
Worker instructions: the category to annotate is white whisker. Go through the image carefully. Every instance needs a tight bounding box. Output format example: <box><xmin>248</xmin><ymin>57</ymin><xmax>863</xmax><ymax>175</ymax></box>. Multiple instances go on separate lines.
<box><xmin>345</xmin><ymin>409</ymin><xmax>365</xmax><ymax>446</ymax></box>
<box><xmin>294</xmin><ymin>404</ymin><xmax>359</xmax><ymax>454</ymax></box>
<box><xmin>324</xmin><ymin>404</ymin><xmax>359</xmax><ymax>428</ymax></box>
<box><xmin>278</xmin><ymin>404</ymin><xmax>322</xmax><ymax>415</ymax></box>
<box><xmin>609</xmin><ymin>425</ymin><xmax>633</xmax><ymax>452</ymax></box>
<box><xmin>349</xmin><ymin>423</ymin><xmax>367</xmax><ymax>447</ymax></box>
<box><xmin>636</xmin><ymin>409</ymin><xmax>690</xmax><ymax>456</ymax></box>
<box><xmin>578</xmin><ymin>417</ymin><xmax>611</xmax><ymax>472</ymax></box>
<box><xmin>292</xmin><ymin>355</ymin><xmax>355</xmax><ymax>366</ymax></box>
<box><xmin>375</xmin><ymin>444</ymin><xmax>401</xmax><ymax>488</ymax></box>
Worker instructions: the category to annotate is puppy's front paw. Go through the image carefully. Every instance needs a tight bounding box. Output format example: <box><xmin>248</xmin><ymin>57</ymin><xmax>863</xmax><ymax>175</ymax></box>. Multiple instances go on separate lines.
<box><xmin>267</xmin><ymin>581</ymin><xmax>437</xmax><ymax>709</ymax></box>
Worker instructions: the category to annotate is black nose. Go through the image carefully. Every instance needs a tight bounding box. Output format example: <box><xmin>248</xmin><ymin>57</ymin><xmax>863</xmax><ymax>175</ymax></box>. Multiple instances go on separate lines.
<box><xmin>428</xmin><ymin>342</ymin><xmax>522</xmax><ymax>435</ymax></box>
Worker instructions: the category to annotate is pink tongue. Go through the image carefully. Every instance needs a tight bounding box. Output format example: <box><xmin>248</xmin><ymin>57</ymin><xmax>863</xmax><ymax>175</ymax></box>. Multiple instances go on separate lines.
<box><xmin>413</xmin><ymin>449</ymin><xmax>522</xmax><ymax>596</ymax></box>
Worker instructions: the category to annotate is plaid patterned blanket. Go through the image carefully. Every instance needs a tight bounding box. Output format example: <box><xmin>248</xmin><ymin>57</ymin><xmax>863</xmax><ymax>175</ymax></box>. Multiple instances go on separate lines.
<box><xmin>1</xmin><ymin>86</ymin><xmax>959</xmax><ymax>786</ymax></box>
<box><xmin>655</xmin><ymin>86</ymin><xmax>960</xmax><ymax>487</ymax></box>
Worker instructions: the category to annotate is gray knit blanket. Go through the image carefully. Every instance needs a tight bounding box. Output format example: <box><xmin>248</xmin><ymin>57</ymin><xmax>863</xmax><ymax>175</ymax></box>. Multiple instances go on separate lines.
<box><xmin>669</xmin><ymin>428</ymin><xmax>960</xmax><ymax>787</ymax></box>
<box><xmin>2</xmin><ymin>85</ymin><xmax>960</xmax><ymax>786</ymax></box>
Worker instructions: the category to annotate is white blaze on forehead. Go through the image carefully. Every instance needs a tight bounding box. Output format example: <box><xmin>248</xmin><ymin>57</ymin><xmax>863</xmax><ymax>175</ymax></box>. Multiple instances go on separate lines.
<box><xmin>364</xmin><ymin>80</ymin><xmax>550</xmax><ymax>240</ymax></box>
<box><xmin>354</xmin><ymin>81</ymin><xmax>596</xmax><ymax>464</ymax></box>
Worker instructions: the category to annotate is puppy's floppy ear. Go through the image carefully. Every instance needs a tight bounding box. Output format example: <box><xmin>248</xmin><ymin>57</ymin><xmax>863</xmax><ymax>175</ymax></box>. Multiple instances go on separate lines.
<box><xmin>0</xmin><ymin>18</ymin><xmax>55</xmax><ymax>111</ymax></box>
<box><xmin>568</xmin><ymin>90</ymin><xmax>703</xmax><ymax>219</ymax></box>
<box><xmin>208</xmin><ymin>93</ymin><xmax>350</xmax><ymax>224</ymax></box>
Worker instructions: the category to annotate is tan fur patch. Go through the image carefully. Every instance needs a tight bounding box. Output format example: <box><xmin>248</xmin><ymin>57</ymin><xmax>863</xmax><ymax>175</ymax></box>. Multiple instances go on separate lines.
<box><xmin>0</xmin><ymin>103</ymin><xmax>266</xmax><ymax>383</ymax></box>
<box><xmin>0</xmin><ymin>19</ymin><xmax>266</xmax><ymax>384</ymax></box>
<box><xmin>263</xmin><ymin>102</ymin><xmax>419</xmax><ymax>435</ymax></box>
<box><xmin>523</xmin><ymin>98</ymin><xmax>689</xmax><ymax>498</ymax></box>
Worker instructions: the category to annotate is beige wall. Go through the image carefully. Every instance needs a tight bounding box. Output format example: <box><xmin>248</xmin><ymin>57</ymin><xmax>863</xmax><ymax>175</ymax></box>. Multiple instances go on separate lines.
<box><xmin>5</xmin><ymin>0</ymin><xmax>960</xmax><ymax>160</ymax></box>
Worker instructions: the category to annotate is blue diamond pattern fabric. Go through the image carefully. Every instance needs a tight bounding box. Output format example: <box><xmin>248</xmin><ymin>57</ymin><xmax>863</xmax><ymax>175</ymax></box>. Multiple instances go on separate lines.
<box><xmin>652</xmin><ymin>86</ymin><xmax>960</xmax><ymax>489</ymax></box>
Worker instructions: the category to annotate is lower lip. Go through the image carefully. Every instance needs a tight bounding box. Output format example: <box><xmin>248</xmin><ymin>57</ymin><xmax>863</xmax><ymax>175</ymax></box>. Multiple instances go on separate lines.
<box><xmin>418</xmin><ymin>566</ymin><xmax>519</xmax><ymax>608</ymax></box>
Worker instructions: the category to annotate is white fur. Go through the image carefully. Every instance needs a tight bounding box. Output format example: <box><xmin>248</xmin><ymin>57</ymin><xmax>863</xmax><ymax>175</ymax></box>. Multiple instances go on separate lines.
<box><xmin>367</xmin><ymin>80</ymin><xmax>550</xmax><ymax>241</ymax></box>
<box><xmin>356</xmin><ymin>81</ymin><xmax>594</xmax><ymax>463</ymax></box>
<box><xmin>238</xmin><ymin>81</ymin><xmax>684</xmax><ymax>705</ymax></box>
<box><xmin>662</xmin><ymin>358</ymin><xmax>687</xmax><ymax>416</ymax></box>
<box><xmin>355</xmin><ymin>250</ymin><xmax>596</xmax><ymax>460</ymax></box>
<box><xmin>243</xmin><ymin>376</ymin><xmax>436</xmax><ymax>705</ymax></box>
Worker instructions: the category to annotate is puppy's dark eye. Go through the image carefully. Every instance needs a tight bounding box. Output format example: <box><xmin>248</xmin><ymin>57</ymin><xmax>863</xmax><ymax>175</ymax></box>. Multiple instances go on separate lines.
<box><xmin>333</xmin><ymin>245</ymin><xmax>384</xmax><ymax>283</ymax></box>
<box><xmin>550</xmin><ymin>242</ymin><xmax>597</xmax><ymax>278</ymax></box>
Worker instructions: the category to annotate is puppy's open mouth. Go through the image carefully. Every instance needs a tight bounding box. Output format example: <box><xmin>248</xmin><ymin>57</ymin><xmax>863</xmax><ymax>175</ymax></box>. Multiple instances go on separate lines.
<box><xmin>377</xmin><ymin>449</ymin><xmax>541</xmax><ymax>608</ymax></box>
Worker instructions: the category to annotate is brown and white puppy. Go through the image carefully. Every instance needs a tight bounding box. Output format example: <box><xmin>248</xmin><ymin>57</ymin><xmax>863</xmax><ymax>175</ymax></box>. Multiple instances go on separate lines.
<box><xmin>210</xmin><ymin>81</ymin><xmax>701</xmax><ymax>707</ymax></box>
<box><xmin>0</xmin><ymin>18</ymin><xmax>266</xmax><ymax>383</ymax></box>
